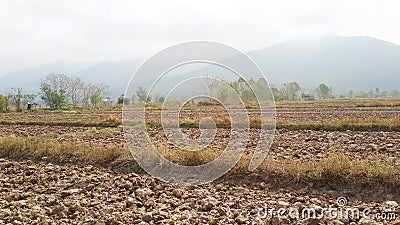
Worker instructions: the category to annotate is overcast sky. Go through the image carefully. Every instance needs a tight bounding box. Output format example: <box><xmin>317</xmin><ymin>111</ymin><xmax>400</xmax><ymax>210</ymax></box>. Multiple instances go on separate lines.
<box><xmin>1</xmin><ymin>0</ymin><xmax>400</xmax><ymax>75</ymax></box>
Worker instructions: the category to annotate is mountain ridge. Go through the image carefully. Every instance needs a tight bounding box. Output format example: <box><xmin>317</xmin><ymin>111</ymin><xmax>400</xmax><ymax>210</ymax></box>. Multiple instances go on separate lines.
<box><xmin>1</xmin><ymin>35</ymin><xmax>399</xmax><ymax>98</ymax></box>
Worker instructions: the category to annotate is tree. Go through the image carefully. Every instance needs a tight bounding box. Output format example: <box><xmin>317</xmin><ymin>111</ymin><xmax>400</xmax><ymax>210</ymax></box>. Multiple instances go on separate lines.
<box><xmin>41</xmin><ymin>73</ymin><xmax>86</xmax><ymax>106</ymax></box>
<box><xmin>228</xmin><ymin>78</ymin><xmax>257</xmax><ymax>101</ymax></box>
<box><xmin>39</xmin><ymin>83</ymin><xmax>67</xmax><ymax>110</ymax></box>
<box><xmin>117</xmin><ymin>94</ymin><xmax>131</xmax><ymax>105</ymax></box>
<box><xmin>283</xmin><ymin>82</ymin><xmax>301</xmax><ymax>101</ymax></box>
<box><xmin>375</xmin><ymin>88</ymin><xmax>380</xmax><ymax>98</ymax></box>
<box><xmin>391</xmin><ymin>91</ymin><xmax>399</xmax><ymax>98</ymax></box>
<box><xmin>82</xmin><ymin>84</ymin><xmax>91</xmax><ymax>107</ymax></box>
<box><xmin>157</xmin><ymin>96</ymin><xmax>165</xmax><ymax>103</ymax></box>
<box><xmin>117</xmin><ymin>94</ymin><xmax>124</xmax><ymax>104</ymax></box>
<box><xmin>8</xmin><ymin>87</ymin><xmax>23</xmax><ymax>112</ymax></box>
<box><xmin>314</xmin><ymin>83</ymin><xmax>332</xmax><ymax>100</ymax></box>
<box><xmin>80</xmin><ymin>83</ymin><xmax>109</xmax><ymax>107</ymax></box>
<box><xmin>66</xmin><ymin>76</ymin><xmax>84</xmax><ymax>107</ymax></box>
<box><xmin>0</xmin><ymin>94</ymin><xmax>8</xmax><ymax>112</ymax></box>
<box><xmin>39</xmin><ymin>74</ymin><xmax>69</xmax><ymax>109</ymax></box>
<box><xmin>43</xmin><ymin>73</ymin><xmax>68</xmax><ymax>93</ymax></box>
<box><xmin>22</xmin><ymin>94</ymin><xmax>37</xmax><ymax>106</ymax></box>
<box><xmin>254</xmin><ymin>78</ymin><xmax>273</xmax><ymax>100</ymax></box>
<box><xmin>271</xmin><ymin>87</ymin><xmax>286</xmax><ymax>101</ymax></box>
<box><xmin>88</xmin><ymin>84</ymin><xmax>109</xmax><ymax>107</ymax></box>
<box><xmin>346</xmin><ymin>89</ymin><xmax>354</xmax><ymax>99</ymax></box>
<box><xmin>136</xmin><ymin>86</ymin><xmax>151</xmax><ymax>103</ymax></box>
<box><xmin>209</xmin><ymin>79</ymin><xmax>231</xmax><ymax>102</ymax></box>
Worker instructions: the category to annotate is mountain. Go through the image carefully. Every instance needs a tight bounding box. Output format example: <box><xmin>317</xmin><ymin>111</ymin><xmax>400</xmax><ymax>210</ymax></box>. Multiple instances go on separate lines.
<box><xmin>248</xmin><ymin>35</ymin><xmax>400</xmax><ymax>93</ymax></box>
<box><xmin>77</xmin><ymin>59</ymin><xmax>142</xmax><ymax>97</ymax></box>
<box><xmin>1</xmin><ymin>35</ymin><xmax>399</xmax><ymax>98</ymax></box>
<box><xmin>0</xmin><ymin>59</ymin><xmax>142</xmax><ymax>98</ymax></box>
<box><xmin>0</xmin><ymin>61</ymin><xmax>91</xmax><ymax>95</ymax></box>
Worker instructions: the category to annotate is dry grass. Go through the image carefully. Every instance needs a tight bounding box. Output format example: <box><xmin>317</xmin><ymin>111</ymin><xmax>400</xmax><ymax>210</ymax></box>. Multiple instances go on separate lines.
<box><xmin>253</xmin><ymin>152</ymin><xmax>400</xmax><ymax>187</ymax></box>
<box><xmin>0</xmin><ymin>136</ymin><xmax>129</xmax><ymax>166</ymax></box>
<box><xmin>275</xmin><ymin>99</ymin><xmax>400</xmax><ymax>109</ymax></box>
<box><xmin>2</xmin><ymin>114</ymin><xmax>399</xmax><ymax>131</ymax></box>
<box><xmin>0</xmin><ymin>119</ymin><xmax>121</xmax><ymax>127</ymax></box>
<box><xmin>278</xmin><ymin>116</ymin><xmax>400</xmax><ymax>131</ymax></box>
<box><xmin>157</xmin><ymin>144</ymin><xmax>222</xmax><ymax>166</ymax></box>
<box><xmin>104</xmin><ymin>114</ymin><xmax>122</xmax><ymax>125</ymax></box>
<box><xmin>353</xmin><ymin>99</ymin><xmax>400</xmax><ymax>107</ymax></box>
<box><xmin>145</xmin><ymin>115</ymin><xmax>400</xmax><ymax>131</ymax></box>
<box><xmin>1</xmin><ymin>135</ymin><xmax>399</xmax><ymax>187</ymax></box>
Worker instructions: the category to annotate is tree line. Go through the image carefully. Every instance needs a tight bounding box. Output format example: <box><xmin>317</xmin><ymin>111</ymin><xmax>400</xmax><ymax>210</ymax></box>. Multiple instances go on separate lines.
<box><xmin>0</xmin><ymin>73</ymin><xmax>109</xmax><ymax>111</ymax></box>
<box><xmin>271</xmin><ymin>82</ymin><xmax>399</xmax><ymax>101</ymax></box>
<box><xmin>39</xmin><ymin>73</ymin><xmax>109</xmax><ymax>109</ymax></box>
<box><xmin>207</xmin><ymin>79</ymin><xmax>399</xmax><ymax>102</ymax></box>
<box><xmin>207</xmin><ymin>79</ymin><xmax>334</xmax><ymax>102</ymax></box>
<box><xmin>271</xmin><ymin>82</ymin><xmax>334</xmax><ymax>101</ymax></box>
<box><xmin>1</xmin><ymin>75</ymin><xmax>400</xmax><ymax>112</ymax></box>
<box><xmin>119</xmin><ymin>79</ymin><xmax>399</xmax><ymax>105</ymax></box>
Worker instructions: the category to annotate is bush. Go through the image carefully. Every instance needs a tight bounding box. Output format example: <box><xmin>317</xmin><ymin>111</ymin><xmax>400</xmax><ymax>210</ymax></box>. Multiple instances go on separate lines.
<box><xmin>0</xmin><ymin>94</ymin><xmax>8</xmax><ymax>112</ymax></box>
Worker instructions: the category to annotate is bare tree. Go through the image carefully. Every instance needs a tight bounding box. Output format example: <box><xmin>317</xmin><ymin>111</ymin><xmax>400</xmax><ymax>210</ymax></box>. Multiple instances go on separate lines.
<box><xmin>66</xmin><ymin>76</ymin><xmax>84</xmax><ymax>107</ymax></box>
<box><xmin>8</xmin><ymin>87</ymin><xmax>23</xmax><ymax>112</ymax></box>
<box><xmin>82</xmin><ymin>83</ymin><xmax>109</xmax><ymax>107</ymax></box>
<box><xmin>43</xmin><ymin>73</ymin><xmax>69</xmax><ymax>92</ymax></box>
<box><xmin>282</xmin><ymin>82</ymin><xmax>301</xmax><ymax>101</ymax></box>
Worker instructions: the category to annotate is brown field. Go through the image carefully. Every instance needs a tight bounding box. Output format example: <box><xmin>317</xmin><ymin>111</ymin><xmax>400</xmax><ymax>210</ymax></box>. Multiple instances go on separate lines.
<box><xmin>0</xmin><ymin>99</ymin><xmax>400</xmax><ymax>224</ymax></box>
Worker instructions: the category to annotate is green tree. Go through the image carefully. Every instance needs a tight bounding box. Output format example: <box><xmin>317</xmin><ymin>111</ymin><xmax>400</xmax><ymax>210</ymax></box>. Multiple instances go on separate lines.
<box><xmin>314</xmin><ymin>83</ymin><xmax>333</xmax><ymax>100</ymax></box>
<box><xmin>136</xmin><ymin>86</ymin><xmax>151</xmax><ymax>103</ymax></box>
<box><xmin>0</xmin><ymin>94</ymin><xmax>8</xmax><ymax>112</ymax></box>
<box><xmin>209</xmin><ymin>79</ymin><xmax>231</xmax><ymax>102</ymax></box>
<box><xmin>157</xmin><ymin>96</ymin><xmax>165</xmax><ymax>103</ymax></box>
<box><xmin>117</xmin><ymin>94</ymin><xmax>131</xmax><ymax>105</ymax></box>
<box><xmin>283</xmin><ymin>82</ymin><xmax>301</xmax><ymax>101</ymax></box>
<box><xmin>89</xmin><ymin>84</ymin><xmax>108</xmax><ymax>107</ymax></box>
<box><xmin>8</xmin><ymin>87</ymin><xmax>23</xmax><ymax>112</ymax></box>
<box><xmin>39</xmin><ymin>83</ymin><xmax>67</xmax><ymax>110</ymax></box>
<box><xmin>254</xmin><ymin>78</ymin><xmax>273</xmax><ymax>100</ymax></box>
<box><xmin>229</xmin><ymin>78</ymin><xmax>256</xmax><ymax>101</ymax></box>
<box><xmin>271</xmin><ymin>86</ymin><xmax>287</xmax><ymax>101</ymax></box>
<box><xmin>22</xmin><ymin>94</ymin><xmax>37</xmax><ymax>106</ymax></box>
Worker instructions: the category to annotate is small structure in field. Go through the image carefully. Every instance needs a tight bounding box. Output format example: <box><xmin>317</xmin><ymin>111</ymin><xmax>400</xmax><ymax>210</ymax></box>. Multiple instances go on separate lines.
<box><xmin>27</xmin><ymin>102</ymin><xmax>39</xmax><ymax>110</ymax></box>
<box><xmin>301</xmin><ymin>94</ymin><xmax>315</xmax><ymax>101</ymax></box>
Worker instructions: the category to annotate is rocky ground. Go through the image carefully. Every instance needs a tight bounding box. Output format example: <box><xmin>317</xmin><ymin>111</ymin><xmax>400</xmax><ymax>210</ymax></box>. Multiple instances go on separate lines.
<box><xmin>1</xmin><ymin>159</ymin><xmax>399</xmax><ymax>225</ymax></box>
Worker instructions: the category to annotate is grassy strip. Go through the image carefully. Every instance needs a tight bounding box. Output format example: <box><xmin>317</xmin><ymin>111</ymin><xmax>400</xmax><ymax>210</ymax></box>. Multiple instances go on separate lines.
<box><xmin>0</xmin><ymin>120</ymin><xmax>120</xmax><ymax>127</ymax></box>
<box><xmin>147</xmin><ymin>116</ymin><xmax>400</xmax><ymax>131</ymax></box>
<box><xmin>2</xmin><ymin>115</ymin><xmax>400</xmax><ymax>131</ymax></box>
<box><xmin>277</xmin><ymin>116</ymin><xmax>400</xmax><ymax>131</ymax></box>
<box><xmin>0</xmin><ymin>136</ymin><xmax>129</xmax><ymax>166</ymax></box>
<box><xmin>258</xmin><ymin>153</ymin><xmax>400</xmax><ymax>187</ymax></box>
<box><xmin>275</xmin><ymin>99</ymin><xmax>400</xmax><ymax>108</ymax></box>
<box><xmin>1</xmin><ymin>136</ymin><xmax>399</xmax><ymax>187</ymax></box>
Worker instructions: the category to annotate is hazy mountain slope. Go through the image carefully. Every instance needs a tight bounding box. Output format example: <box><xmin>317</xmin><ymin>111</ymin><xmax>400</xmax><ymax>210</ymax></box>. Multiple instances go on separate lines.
<box><xmin>1</xmin><ymin>35</ymin><xmax>399</xmax><ymax>98</ymax></box>
<box><xmin>0</xmin><ymin>59</ymin><xmax>142</xmax><ymax>98</ymax></box>
<box><xmin>248</xmin><ymin>36</ymin><xmax>400</xmax><ymax>93</ymax></box>
<box><xmin>0</xmin><ymin>61</ymin><xmax>91</xmax><ymax>95</ymax></box>
<box><xmin>77</xmin><ymin>59</ymin><xmax>142</xmax><ymax>98</ymax></box>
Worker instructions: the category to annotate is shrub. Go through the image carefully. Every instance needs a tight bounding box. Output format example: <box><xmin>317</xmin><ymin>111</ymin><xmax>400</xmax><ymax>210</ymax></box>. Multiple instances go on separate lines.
<box><xmin>0</xmin><ymin>94</ymin><xmax>8</xmax><ymax>112</ymax></box>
